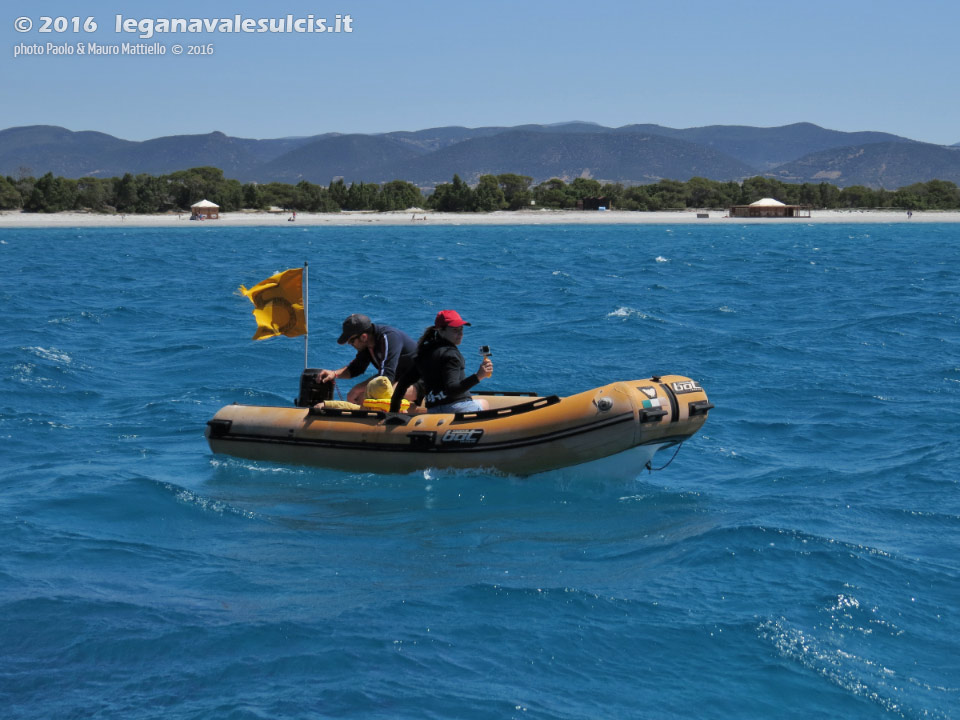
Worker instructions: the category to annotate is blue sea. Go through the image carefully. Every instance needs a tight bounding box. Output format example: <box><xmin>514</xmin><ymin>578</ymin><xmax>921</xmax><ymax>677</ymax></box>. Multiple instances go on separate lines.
<box><xmin>2</xmin><ymin>222</ymin><xmax>958</xmax><ymax>719</ymax></box>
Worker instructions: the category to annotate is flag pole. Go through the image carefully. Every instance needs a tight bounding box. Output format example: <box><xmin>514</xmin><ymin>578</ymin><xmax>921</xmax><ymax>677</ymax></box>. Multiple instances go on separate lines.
<box><xmin>303</xmin><ymin>261</ymin><xmax>309</xmax><ymax>370</ymax></box>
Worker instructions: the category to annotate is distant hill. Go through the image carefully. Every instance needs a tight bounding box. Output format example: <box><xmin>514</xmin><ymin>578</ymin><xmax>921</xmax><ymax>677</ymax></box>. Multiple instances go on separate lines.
<box><xmin>383</xmin><ymin>126</ymin><xmax>514</xmax><ymax>153</ymax></box>
<box><xmin>258</xmin><ymin>134</ymin><xmax>427</xmax><ymax>184</ymax></box>
<box><xmin>384</xmin><ymin>130</ymin><xmax>756</xmax><ymax>185</ymax></box>
<box><xmin>768</xmin><ymin>141</ymin><xmax>960</xmax><ymax>188</ymax></box>
<box><xmin>613</xmin><ymin>122</ymin><xmax>915</xmax><ymax>170</ymax></box>
<box><xmin>0</xmin><ymin>122</ymin><xmax>954</xmax><ymax>188</ymax></box>
<box><xmin>0</xmin><ymin>125</ymin><xmax>135</xmax><ymax>178</ymax></box>
<box><xmin>381</xmin><ymin>121</ymin><xmax>608</xmax><ymax>154</ymax></box>
<box><xmin>114</xmin><ymin>131</ymin><xmax>276</xmax><ymax>177</ymax></box>
<box><xmin>0</xmin><ymin>126</ymin><xmax>318</xmax><ymax>179</ymax></box>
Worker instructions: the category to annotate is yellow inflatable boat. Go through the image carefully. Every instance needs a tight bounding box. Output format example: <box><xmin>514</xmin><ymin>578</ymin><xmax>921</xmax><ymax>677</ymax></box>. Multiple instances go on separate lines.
<box><xmin>206</xmin><ymin>374</ymin><xmax>712</xmax><ymax>476</ymax></box>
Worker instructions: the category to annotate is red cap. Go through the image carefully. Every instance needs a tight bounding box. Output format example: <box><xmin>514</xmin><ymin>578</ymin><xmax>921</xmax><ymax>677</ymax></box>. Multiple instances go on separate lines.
<box><xmin>435</xmin><ymin>310</ymin><xmax>471</xmax><ymax>328</ymax></box>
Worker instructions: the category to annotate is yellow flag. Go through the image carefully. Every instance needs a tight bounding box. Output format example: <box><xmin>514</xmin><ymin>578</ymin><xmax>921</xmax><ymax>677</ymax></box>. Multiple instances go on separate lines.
<box><xmin>239</xmin><ymin>268</ymin><xmax>306</xmax><ymax>340</ymax></box>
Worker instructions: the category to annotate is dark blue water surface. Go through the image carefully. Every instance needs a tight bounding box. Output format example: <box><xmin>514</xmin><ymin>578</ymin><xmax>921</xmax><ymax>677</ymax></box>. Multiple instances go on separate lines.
<box><xmin>1</xmin><ymin>223</ymin><xmax>958</xmax><ymax>719</ymax></box>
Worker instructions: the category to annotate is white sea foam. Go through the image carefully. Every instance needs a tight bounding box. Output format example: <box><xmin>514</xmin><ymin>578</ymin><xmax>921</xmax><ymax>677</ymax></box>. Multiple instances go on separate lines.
<box><xmin>209</xmin><ymin>457</ymin><xmax>297</xmax><ymax>474</ymax></box>
<box><xmin>757</xmin><ymin>618</ymin><xmax>931</xmax><ymax>717</ymax></box>
<box><xmin>13</xmin><ymin>362</ymin><xmax>60</xmax><ymax>389</ymax></box>
<box><xmin>30</xmin><ymin>346</ymin><xmax>72</xmax><ymax>364</ymax></box>
<box><xmin>655</xmin><ymin>256</ymin><xmax>669</xmax><ymax>262</ymax></box>
<box><xmin>170</xmin><ymin>484</ymin><xmax>257</xmax><ymax>519</ymax></box>
<box><xmin>608</xmin><ymin>306</ymin><xmax>650</xmax><ymax>319</ymax></box>
<box><xmin>831</xmin><ymin>593</ymin><xmax>861</xmax><ymax>611</ymax></box>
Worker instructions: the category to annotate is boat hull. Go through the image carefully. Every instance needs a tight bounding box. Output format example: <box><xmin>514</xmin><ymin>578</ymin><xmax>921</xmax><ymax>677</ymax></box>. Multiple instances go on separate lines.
<box><xmin>206</xmin><ymin>375</ymin><xmax>711</xmax><ymax>476</ymax></box>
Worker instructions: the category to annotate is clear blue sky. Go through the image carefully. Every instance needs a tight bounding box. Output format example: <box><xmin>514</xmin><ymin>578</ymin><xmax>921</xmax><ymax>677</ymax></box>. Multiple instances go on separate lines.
<box><xmin>2</xmin><ymin>0</ymin><xmax>957</xmax><ymax>144</ymax></box>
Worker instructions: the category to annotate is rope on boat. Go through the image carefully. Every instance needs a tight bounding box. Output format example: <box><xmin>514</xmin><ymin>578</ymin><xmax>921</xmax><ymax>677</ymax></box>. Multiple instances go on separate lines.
<box><xmin>646</xmin><ymin>442</ymin><xmax>682</xmax><ymax>472</ymax></box>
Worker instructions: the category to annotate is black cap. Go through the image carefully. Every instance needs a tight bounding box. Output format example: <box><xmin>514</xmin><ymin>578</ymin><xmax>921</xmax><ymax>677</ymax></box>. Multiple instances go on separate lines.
<box><xmin>337</xmin><ymin>313</ymin><xmax>372</xmax><ymax>344</ymax></box>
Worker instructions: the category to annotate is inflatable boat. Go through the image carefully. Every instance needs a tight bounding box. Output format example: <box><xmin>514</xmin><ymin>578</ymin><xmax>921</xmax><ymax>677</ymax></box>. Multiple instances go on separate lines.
<box><xmin>206</xmin><ymin>373</ymin><xmax>712</xmax><ymax>476</ymax></box>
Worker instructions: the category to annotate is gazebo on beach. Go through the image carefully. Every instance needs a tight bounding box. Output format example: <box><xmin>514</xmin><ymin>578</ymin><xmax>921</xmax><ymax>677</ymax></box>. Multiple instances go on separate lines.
<box><xmin>190</xmin><ymin>199</ymin><xmax>220</xmax><ymax>220</ymax></box>
<box><xmin>729</xmin><ymin>197</ymin><xmax>811</xmax><ymax>218</ymax></box>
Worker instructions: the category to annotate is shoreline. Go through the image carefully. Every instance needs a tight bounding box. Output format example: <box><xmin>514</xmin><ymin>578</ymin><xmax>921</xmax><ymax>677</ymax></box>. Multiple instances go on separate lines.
<box><xmin>0</xmin><ymin>208</ymin><xmax>952</xmax><ymax>228</ymax></box>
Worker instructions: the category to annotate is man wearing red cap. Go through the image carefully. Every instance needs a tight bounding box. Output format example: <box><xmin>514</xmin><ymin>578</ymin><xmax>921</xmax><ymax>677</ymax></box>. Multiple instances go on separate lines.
<box><xmin>391</xmin><ymin>310</ymin><xmax>493</xmax><ymax>414</ymax></box>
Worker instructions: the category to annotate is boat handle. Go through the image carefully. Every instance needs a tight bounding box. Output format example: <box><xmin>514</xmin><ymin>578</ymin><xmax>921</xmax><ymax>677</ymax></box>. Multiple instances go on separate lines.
<box><xmin>206</xmin><ymin>419</ymin><xmax>233</xmax><ymax>437</ymax></box>
<box><xmin>688</xmin><ymin>401</ymin><xmax>714</xmax><ymax>417</ymax></box>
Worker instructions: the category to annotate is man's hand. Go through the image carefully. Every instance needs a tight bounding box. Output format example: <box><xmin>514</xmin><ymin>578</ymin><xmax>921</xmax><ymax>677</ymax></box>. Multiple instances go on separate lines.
<box><xmin>317</xmin><ymin>369</ymin><xmax>339</xmax><ymax>383</ymax></box>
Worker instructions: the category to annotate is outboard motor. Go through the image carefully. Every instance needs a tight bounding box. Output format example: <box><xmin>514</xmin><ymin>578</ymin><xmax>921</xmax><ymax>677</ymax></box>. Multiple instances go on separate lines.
<box><xmin>295</xmin><ymin>368</ymin><xmax>334</xmax><ymax>407</ymax></box>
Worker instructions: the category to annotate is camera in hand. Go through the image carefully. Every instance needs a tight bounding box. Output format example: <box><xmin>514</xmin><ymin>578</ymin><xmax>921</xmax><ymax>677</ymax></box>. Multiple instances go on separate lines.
<box><xmin>479</xmin><ymin>345</ymin><xmax>492</xmax><ymax>357</ymax></box>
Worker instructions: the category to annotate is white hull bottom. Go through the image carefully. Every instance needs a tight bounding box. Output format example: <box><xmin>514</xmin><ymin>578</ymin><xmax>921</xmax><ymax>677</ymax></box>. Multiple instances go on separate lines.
<box><xmin>543</xmin><ymin>442</ymin><xmax>673</xmax><ymax>481</ymax></box>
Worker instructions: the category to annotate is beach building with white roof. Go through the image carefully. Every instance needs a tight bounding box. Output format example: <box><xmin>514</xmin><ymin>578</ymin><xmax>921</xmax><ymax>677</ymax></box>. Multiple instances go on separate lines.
<box><xmin>190</xmin><ymin>199</ymin><xmax>220</xmax><ymax>220</ymax></box>
<box><xmin>729</xmin><ymin>197</ymin><xmax>811</xmax><ymax>218</ymax></box>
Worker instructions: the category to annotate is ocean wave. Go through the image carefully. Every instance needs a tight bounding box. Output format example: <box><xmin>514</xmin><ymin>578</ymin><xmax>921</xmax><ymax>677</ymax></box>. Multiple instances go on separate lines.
<box><xmin>26</xmin><ymin>346</ymin><xmax>72</xmax><ymax>364</ymax></box>
<box><xmin>607</xmin><ymin>306</ymin><xmax>663</xmax><ymax>322</ymax></box>
<box><xmin>166</xmin><ymin>484</ymin><xmax>258</xmax><ymax>519</ymax></box>
<box><xmin>758</xmin><ymin>616</ymin><xmax>948</xmax><ymax>719</ymax></box>
<box><xmin>208</xmin><ymin>457</ymin><xmax>307</xmax><ymax>476</ymax></box>
<box><xmin>3</xmin><ymin>223</ymin><xmax>959</xmax><ymax>719</ymax></box>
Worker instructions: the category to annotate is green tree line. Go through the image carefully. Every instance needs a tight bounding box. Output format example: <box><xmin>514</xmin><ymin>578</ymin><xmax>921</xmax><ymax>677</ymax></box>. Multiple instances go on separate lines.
<box><xmin>2</xmin><ymin>167</ymin><xmax>958</xmax><ymax>214</ymax></box>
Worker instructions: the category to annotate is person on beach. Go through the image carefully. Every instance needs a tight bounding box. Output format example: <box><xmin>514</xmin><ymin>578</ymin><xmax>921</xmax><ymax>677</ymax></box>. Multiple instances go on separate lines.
<box><xmin>317</xmin><ymin>314</ymin><xmax>419</xmax><ymax>405</ymax></box>
<box><xmin>390</xmin><ymin>310</ymin><xmax>493</xmax><ymax>414</ymax></box>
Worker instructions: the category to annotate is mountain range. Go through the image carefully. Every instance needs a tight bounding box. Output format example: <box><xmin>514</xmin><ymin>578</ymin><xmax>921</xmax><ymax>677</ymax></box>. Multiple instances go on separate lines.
<box><xmin>2</xmin><ymin>122</ymin><xmax>959</xmax><ymax>189</ymax></box>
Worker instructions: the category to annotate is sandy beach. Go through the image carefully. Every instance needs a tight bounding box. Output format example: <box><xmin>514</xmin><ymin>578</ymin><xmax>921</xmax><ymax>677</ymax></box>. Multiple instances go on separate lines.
<box><xmin>0</xmin><ymin>208</ymin><xmax>955</xmax><ymax>228</ymax></box>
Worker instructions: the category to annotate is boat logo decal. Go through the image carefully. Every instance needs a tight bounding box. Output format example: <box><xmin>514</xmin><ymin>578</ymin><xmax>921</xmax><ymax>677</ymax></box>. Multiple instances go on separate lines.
<box><xmin>441</xmin><ymin>428</ymin><xmax>484</xmax><ymax>445</ymax></box>
<box><xmin>638</xmin><ymin>386</ymin><xmax>657</xmax><ymax>398</ymax></box>
<box><xmin>671</xmin><ymin>380</ymin><xmax>702</xmax><ymax>394</ymax></box>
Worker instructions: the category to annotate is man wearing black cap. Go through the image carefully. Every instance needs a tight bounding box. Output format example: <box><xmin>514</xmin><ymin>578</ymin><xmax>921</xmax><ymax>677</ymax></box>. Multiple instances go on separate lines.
<box><xmin>317</xmin><ymin>314</ymin><xmax>418</xmax><ymax>404</ymax></box>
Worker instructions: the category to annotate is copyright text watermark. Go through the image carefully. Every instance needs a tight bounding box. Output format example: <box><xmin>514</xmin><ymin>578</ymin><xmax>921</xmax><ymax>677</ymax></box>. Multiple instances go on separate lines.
<box><xmin>11</xmin><ymin>13</ymin><xmax>354</xmax><ymax>56</ymax></box>
<box><xmin>13</xmin><ymin>41</ymin><xmax>209</xmax><ymax>57</ymax></box>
